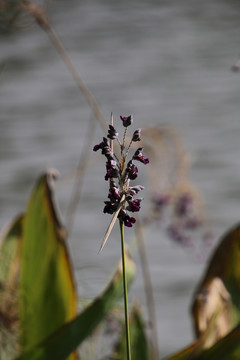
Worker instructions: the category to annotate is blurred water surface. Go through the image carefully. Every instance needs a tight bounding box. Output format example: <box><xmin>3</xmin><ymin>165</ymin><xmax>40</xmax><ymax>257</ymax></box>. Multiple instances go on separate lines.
<box><xmin>1</xmin><ymin>0</ymin><xmax>240</xmax><ymax>356</ymax></box>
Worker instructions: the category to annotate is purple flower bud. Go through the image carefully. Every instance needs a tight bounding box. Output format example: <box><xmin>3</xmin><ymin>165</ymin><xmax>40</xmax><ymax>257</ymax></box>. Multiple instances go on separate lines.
<box><xmin>118</xmin><ymin>209</ymin><xmax>136</xmax><ymax>227</ymax></box>
<box><xmin>93</xmin><ymin>143</ymin><xmax>102</xmax><ymax>152</ymax></box>
<box><xmin>127</xmin><ymin>198</ymin><xmax>142</xmax><ymax>212</ymax></box>
<box><xmin>107</xmin><ymin>125</ymin><xmax>118</xmax><ymax>140</ymax></box>
<box><xmin>108</xmin><ymin>186</ymin><xmax>120</xmax><ymax>201</ymax></box>
<box><xmin>126</xmin><ymin>160</ymin><xmax>138</xmax><ymax>180</ymax></box>
<box><xmin>133</xmin><ymin>147</ymin><xmax>149</xmax><ymax>165</ymax></box>
<box><xmin>124</xmin><ymin>216</ymin><xmax>136</xmax><ymax>227</ymax></box>
<box><xmin>93</xmin><ymin>137</ymin><xmax>114</xmax><ymax>159</ymax></box>
<box><xmin>102</xmin><ymin>147</ymin><xmax>114</xmax><ymax>159</ymax></box>
<box><xmin>120</xmin><ymin>115</ymin><xmax>133</xmax><ymax>127</ymax></box>
<box><xmin>105</xmin><ymin>159</ymin><xmax>118</xmax><ymax>181</ymax></box>
<box><xmin>103</xmin><ymin>201</ymin><xmax>119</xmax><ymax>214</ymax></box>
<box><xmin>93</xmin><ymin>137</ymin><xmax>108</xmax><ymax>150</ymax></box>
<box><xmin>128</xmin><ymin>185</ymin><xmax>144</xmax><ymax>196</ymax></box>
<box><xmin>132</xmin><ymin>128</ymin><xmax>141</xmax><ymax>142</ymax></box>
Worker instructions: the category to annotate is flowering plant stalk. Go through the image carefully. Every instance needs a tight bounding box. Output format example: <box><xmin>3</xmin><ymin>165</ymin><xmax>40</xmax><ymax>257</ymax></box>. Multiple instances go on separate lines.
<box><xmin>93</xmin><ymin>114</ymin><xmax>149</xmax><ymax>360</ymax></box>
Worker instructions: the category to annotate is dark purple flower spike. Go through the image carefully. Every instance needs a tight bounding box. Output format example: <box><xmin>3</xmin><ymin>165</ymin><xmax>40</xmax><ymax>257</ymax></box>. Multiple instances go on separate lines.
<box><xmin>93</xmin><ymin>114</ymin><xmax>149</xmax><ymax>252</ymax></box>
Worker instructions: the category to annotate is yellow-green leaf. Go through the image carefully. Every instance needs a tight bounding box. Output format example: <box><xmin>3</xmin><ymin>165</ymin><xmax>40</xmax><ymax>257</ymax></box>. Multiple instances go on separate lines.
<box><xmin>19</xmin><ymin>169</ymin><xmax>77</xmax><ymax>359</ymax></box>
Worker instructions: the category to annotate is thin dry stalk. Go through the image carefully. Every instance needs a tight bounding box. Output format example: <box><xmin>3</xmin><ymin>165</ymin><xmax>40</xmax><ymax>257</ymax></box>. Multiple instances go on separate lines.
<box><xmin>134</xmin><ymin>215</ymin><xmax>160</xmax><ymax>360</ymax></box>
<box><xmin>66</xmin><ymin>115</ymin><xmax>96</xmax><ymax>236</ymax></box>
<box><xmin>22</xmin><ymin>0</ymin><xmax>108</xmax><ymax>134</ymax></box>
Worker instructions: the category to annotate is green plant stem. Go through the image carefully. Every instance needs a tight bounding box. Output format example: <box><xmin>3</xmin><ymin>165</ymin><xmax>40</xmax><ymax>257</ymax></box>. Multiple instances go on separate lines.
<box><xmin>119</xmin><ymin>220</ymin><xmax>131</xmax><ymax>360</ymax></box>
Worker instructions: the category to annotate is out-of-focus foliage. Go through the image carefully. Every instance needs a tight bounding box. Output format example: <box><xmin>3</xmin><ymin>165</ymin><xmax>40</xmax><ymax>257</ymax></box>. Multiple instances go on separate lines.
<box><xmin>0</xmin><ymin>0</ymin><xmax>23</xmax><ymax>33</ymax></box>
<box><xmin>165</xmin><ymin>325</ymin><xmax>240</xmax><ymax>360</ymax></box>
<box><xmin>165</xmin><ymin>223</ymin><xmax>240</xmax><ymax>360</ymax></box>
<box><xmin>192</xmin><ymin>224</ymin><xmax>240</xmax><ymax>349</ymax></box>
<box><xmin>193</xmin><ymin>324</ymin><xmax>240</xmax><ymax>360</ymax></box>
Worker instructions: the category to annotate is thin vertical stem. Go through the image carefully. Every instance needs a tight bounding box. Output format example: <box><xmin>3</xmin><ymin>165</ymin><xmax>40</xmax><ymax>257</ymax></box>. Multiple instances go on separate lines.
<box><xmin>66</xmin><ymin>115</ymin><xmax>96</xmax><ymax>236</ymax></box>
<box><xmin>119</xmin><ymin>220</ymin><xmax>131</xmax><ymax>360</ymax></box>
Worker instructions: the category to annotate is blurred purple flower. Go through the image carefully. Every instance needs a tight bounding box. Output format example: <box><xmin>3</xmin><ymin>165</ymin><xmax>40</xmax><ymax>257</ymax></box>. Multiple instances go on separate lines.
<box><xmin>175</xmin><ymin>193</ymin><xmax>193</xmax><ymax>217</ymax></box>
<box><xmin>184</xmin><ymin>217</ymin><xmax>201</xmax><ymax>230</ymax></box>
<box><xmin>152</xmin><ymin>193</ymin><xmax>171</xmax><ymax>209</ymax></box>
<box><xmin>167</xmin><ymin>223</ymin><xmax>192</xmax><ymax>246</ymax></box>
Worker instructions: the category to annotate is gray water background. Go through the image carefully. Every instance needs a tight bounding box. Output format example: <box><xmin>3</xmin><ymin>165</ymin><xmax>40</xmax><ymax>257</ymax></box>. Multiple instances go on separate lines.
<box><xmin>1</xmin><ymin>0</ymin><xmax>240</xmax><ymax>356</ymax></box>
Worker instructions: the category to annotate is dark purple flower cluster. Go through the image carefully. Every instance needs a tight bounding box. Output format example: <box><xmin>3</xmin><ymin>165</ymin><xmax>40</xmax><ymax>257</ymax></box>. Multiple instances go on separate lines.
<box><xmin>93</xmin><ymin>115</ymin><xmax>149</xmax><ymax>227</ymax></box>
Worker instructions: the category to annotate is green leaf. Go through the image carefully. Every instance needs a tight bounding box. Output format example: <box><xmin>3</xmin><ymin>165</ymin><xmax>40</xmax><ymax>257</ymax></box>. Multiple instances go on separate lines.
<box><xmin>19</xmin><ymin>170</ymin><xmax>78</xmax><ymax>359</ymax></box>
<box><xmin>15</xmin><ymin>251</ymin><xmax>136</xmax><ymax>360</ymax></box>
<box><xmin>110</xmin><ymin>303</ymin><xmax>150</xmax><ymax>360</ymax></box>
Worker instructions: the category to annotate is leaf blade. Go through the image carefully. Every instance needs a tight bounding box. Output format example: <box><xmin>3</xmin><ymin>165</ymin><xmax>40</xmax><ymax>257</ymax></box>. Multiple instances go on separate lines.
<box><xmin>19</xmin><ymin>170</ymin><xmax>78</xmax><ymax>359</ymax></box>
